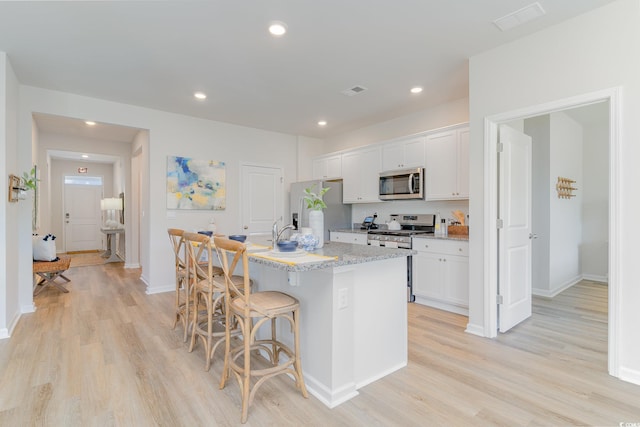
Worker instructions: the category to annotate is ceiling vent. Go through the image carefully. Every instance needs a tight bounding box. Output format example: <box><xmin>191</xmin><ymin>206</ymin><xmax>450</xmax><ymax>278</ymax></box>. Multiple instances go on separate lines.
<box><xmin>494</xmin><ymin>2</ymin><xmax>546</xmax><ymax>32</ymax></box>
<box><xmin>341</xmin><ymin>86</ymin><xmax>368</xmax><ymax>97</ymax></box>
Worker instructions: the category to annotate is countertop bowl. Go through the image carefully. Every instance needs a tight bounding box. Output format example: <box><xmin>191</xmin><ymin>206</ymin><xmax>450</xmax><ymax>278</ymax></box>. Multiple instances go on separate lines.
<box><xmin>229</xmin><ymin>234</ymin><xmax>247</xmax><ymax>243</ymax></box>
<box><xmin>276</xmin><ymin>240</ymin><xmax>297</xmax><ymax>252</ymax></box>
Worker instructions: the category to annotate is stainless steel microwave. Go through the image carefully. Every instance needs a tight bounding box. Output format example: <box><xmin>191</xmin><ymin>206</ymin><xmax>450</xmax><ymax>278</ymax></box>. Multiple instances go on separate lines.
<box><xmin>379</xmin><ymin>167</ymin><xmax>424</xmax><ymax>200</ymax></box>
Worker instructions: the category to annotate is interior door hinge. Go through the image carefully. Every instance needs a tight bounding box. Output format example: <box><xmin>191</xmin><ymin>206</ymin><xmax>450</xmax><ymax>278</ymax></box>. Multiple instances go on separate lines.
<box><xmin>280</xmin><ymin>176</ymin><xmax>284</xmax><ymax>183</ymax></box>
<box><xmin>497</xmin><ymin>142</ymin><xmax>504</xmax><ymax>153</ymax></box>
<box><xmin>497</xmin><ymin>294</ymin><xmax>503</xmax><ymax>304</ymax></box>
<box><xmin>496</xmin><ymin>218</ymin><xmax>504</xmax><ymax>229</ymax></box>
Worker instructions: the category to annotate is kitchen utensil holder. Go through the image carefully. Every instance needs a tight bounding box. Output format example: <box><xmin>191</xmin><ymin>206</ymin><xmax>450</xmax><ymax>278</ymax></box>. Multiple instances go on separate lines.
<box><xmin>556</xmin><ymin>176</ymin><xmax>577</xmax><ymax>199</ymax></box>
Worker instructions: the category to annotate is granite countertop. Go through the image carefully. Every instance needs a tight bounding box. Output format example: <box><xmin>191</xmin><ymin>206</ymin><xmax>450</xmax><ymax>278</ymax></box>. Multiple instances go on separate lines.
<box><xmin>248</xmin><ymin>241</ymin><xmax>414</xmax><ymax>272</ymax></box>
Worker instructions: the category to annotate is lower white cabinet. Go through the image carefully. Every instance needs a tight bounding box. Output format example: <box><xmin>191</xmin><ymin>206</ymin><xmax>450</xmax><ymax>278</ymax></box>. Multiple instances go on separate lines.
<box><xmin>330</xmin><ymin>231</ymin><xmax>367</xmax><ymax>245</ymax></box>
<box><xmin>412</xmin><ymin>237</ymin><xmax>469</xmax><ymax>315</ymax></box>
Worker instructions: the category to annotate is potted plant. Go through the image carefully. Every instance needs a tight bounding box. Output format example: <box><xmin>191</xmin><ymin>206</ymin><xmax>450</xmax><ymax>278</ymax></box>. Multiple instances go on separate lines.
<box><xmin>303</xmin><ymin>185</ymin><xmax>329</xmax><ymax>248</ymax></box>
<box><xmin>303</xmin><ymin>185</ymin><xmax>329</xmax><ymax>210</ymax></box>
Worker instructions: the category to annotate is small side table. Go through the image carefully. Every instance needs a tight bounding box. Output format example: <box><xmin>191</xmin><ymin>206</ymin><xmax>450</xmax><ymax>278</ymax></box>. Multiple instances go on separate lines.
<box><xmin>101</xmin><ymin>227</ymin><xmax>124</xmax><ymax>263</ymax></box>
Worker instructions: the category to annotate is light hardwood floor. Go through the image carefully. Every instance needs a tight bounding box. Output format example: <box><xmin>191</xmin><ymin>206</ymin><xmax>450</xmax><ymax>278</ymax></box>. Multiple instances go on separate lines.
<box><xmin>1</xmin><ymin>267</ymin><xmax>638</xmax><ymax>426</ymax></box>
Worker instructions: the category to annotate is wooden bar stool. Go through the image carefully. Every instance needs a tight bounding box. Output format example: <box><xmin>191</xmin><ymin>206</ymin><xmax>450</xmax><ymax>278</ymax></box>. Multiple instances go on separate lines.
<box><xmin>33</xmin><ymin>255</ymin><xmax>72</xmax><ymax>296</ymax></box>
<box><xmin>183</xmin><ymin>232</ymin><xmax>240</xmax><ymax>371</ymax></box>
<box><xmin>214</xmin><ymin>236</ymin><xmax>308</xmax><ymax>423</ymax></box>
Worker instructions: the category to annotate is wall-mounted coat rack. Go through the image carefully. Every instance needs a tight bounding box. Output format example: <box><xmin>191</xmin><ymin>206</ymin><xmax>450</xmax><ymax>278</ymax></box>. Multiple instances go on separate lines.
<box><xmin>556</xmin><ymin>176</ymin><xmax>577</xmax><ymax>199</ymax></box>
<box><xmin>8</xmin><ymin>174</ymin><xmax>24</xmax><ymax>202</ymax></box>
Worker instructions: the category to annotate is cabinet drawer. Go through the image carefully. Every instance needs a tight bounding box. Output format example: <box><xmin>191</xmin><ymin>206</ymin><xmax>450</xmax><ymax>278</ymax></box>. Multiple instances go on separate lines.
<box><xmin>330</xmin><ymin>232</ymin><xmax>367</xmax><ymax>245</ymax></box>
<box><xmin>412</xmin><ymin>238</ymin><xmax>468</xmax><ymax>256</ymax></box>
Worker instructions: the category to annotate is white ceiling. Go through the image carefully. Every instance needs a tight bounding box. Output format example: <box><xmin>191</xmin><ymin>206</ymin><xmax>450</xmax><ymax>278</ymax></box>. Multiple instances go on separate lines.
<box><xmin>1</xmin><ymin>1</ymin><xmax>616</xmax><ymax>140</ymax></box>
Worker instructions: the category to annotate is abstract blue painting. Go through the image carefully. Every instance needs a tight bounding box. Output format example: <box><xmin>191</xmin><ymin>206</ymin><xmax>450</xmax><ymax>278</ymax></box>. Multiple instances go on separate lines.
<box><xmin>167</xmin><ymin>156</ymin><xmax>226</xmax><ymax>210</ymax></box>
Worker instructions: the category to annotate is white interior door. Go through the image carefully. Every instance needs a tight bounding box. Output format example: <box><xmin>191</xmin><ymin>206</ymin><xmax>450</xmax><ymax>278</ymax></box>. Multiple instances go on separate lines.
<box><xmin>241</xmin><ymin>164</ymin><xmax>283</xmax><ymax>245</ymax></box>
<box><xmin>498</xmin><ymin>125</ymin><xmax>533</xmax><ymax>332</ymax></box>
<box><xmin>64</xmin><ymin>184</ymin><xmax>103</xmax><ymax>252</ymax></box>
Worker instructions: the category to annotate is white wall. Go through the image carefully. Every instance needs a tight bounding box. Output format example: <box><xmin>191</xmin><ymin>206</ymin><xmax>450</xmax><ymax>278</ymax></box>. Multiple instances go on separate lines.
<box><xmin>0</xmin><ymin>53</ymin><xmax>26</xmax><ymax>338</ymax></box>
<box><xmin>523</xmin><ymin>116</ymin><xmax>551</xmax><ymax>295</ymax></box>
<box><xmin>549</xmin><ymin>112</ymin><xmax>583</xmax><ymax>293</ymax></box>
<box><xmin>324</xmin><ymin>97</ymin><xmax>469</xmax><ymax>153</ymax></box>
<box><xmin>581</xmin><ymin>113</ymin><xmax>609</xmax><ymax>281</ymax></box>
<box><xmin>468</xmin><ymin>0</ymin><xmax>640</xmax><ymax>383</ymax></box>
<box><xmin>296</xmin><ymin>135</ymin><xmax>324</xmax><ymax>181</ymax></box>
<box><xmin>18</xmin><ymin>86</ymin><xmax>300</xmax><ymax>297</ymax></box>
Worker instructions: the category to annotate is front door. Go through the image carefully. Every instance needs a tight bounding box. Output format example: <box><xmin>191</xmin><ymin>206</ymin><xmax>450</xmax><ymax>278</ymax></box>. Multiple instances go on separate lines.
<box><xmin>240</xmin><ymin>164</ymin><xmax>284</xmax><ymax>245</ymax></box>
<box><xmin>498</xmin><ymin>125</ymin><xmax>533</xmax><ymax>332</ymax></box>
<box><xmin>64</xmin><ymin>183</ymin><xmax>103</xmax><ymax>252</ymax></box>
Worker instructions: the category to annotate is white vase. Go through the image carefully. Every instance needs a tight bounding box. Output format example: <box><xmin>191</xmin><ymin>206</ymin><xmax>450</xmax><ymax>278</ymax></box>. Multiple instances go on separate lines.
<box><xmin>308</xmin><ymin>210</ymin><xmax>324</xmax><ymax>249</ymax></box>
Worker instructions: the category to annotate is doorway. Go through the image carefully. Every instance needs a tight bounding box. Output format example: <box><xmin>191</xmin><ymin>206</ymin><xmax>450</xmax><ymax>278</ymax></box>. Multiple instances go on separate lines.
<box><xmin>63</xmin><ymin>176</ymin><xmax>103</xmax><ymax>252</ymax></box>
<box><xmin>240</xmin><ymin>163</ymin><xmax>284</xmax><ymax>246</ymax></box>
<box><xmin>484</xmin><ymin>87</ymin><xmax>621</xmax><ymax>376</ymax></box>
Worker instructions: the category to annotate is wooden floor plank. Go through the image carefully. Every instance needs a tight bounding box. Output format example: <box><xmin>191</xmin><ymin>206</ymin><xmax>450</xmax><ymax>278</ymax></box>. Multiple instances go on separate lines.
<box><xmin>1</xmin><ymin>268</ymin><xmax>638</xmax><ymax>426</ymax></box>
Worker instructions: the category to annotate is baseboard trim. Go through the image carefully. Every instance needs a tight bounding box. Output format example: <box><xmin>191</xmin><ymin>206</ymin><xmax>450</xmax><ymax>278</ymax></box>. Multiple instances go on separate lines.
<box><xmin>465</xmin><ymin>323</ymin><xmax>485</xmax><ymax>337</ymax></box>
<box><xmin>618</xmin><ymin>366</ymin><xmax>640</xmax><ymax>387</ymax></box>
<box><xmin>533</xmin><ymin>275</ymin><xmax>582</xmax><ymax>298</ymax></box>
<box><xmin>582</xmin><ymin>274</ymin><xmax>608</xmax><ymax>283</ymax></box>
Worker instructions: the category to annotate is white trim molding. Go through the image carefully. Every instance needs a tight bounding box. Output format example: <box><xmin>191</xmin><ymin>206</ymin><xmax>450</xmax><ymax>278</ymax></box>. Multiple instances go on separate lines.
<box><xmin>483</xmin><ymin>87</ymin><xmax>622</xmax><ymax>378</ymax></box>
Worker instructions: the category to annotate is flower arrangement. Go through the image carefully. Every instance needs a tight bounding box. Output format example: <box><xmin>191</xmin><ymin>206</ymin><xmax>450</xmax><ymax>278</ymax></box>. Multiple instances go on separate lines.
<box><xmin>303</xmin><ymin>184</ymin><xmax>329</xmax><ymax>210</ymax></box>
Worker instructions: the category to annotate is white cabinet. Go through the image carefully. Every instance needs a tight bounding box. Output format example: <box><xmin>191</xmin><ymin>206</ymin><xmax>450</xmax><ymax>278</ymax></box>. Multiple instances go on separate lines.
<box><xmin>381</xmin><ymin>136</ymin><xmax>425</xmax><ymax>171</ymax></box>
<box><xmin>330</xmin><ymin>231</ymin><xmax>367</xmax><ymax>245</ymax></box>
<box><xmin>425</xmin><ymin>126</ymin><xmax>469</xmax><ymax>200</ymax></box>
<box><xmin>342</xmin><ymin>147</ymin><xmax>382</xmax><ymax>203</ymax></box>
<box><xmin>412</xmin><ymin>238</ymin><xmax>469</xmax><ymax>315</ymax></box>
<box><xmin>312</xmin><ymin>154</ymin><xmax>342</xmax><ymax>180</ymax></box>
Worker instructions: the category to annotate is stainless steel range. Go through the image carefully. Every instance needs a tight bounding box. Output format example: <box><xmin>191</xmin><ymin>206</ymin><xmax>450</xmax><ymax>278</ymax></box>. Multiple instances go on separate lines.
<box><xmin>367</xmin><ymin>214</ymin><xmax>435</xmax><ymax>302</ymax></box>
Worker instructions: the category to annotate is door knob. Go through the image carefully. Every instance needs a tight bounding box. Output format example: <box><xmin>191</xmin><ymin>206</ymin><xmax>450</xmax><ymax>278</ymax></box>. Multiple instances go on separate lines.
<box><xmin>243</xmin><ymin>226</ymin><xmax>248</xmax><ymax>230</ymax></box>
<box><xmin>529</xmin><ymin>233</ymin><xmax>538</xmax><ymax>239</ymax></box>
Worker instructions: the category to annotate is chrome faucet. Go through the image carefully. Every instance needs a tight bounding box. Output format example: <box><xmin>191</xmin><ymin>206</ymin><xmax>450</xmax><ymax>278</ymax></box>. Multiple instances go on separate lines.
<box><xmin>272</xmin><ymin>221</ymin><xmax>295</xmax><ymax>245</ymax></box>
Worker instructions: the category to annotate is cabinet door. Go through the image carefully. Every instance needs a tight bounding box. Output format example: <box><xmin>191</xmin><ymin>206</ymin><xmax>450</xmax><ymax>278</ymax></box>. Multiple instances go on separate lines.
<box><xmin>382</xmin><ymin>137</ymin><xmax>425</xmax><ymax>171</ymax></box>
<box><xmin>312</xmin><ymin>155</ymin><xmax>342</xmax><ymax>180</ymax></box>
<box><xmin>382</xmin><ymin>144</ymin><xmax>404</xmax><ymax>171</ymax></box>
<box><xmin>456</xmin><ymin>128</ymin><xmax>469</xmax><ymax>198</ymax></box>
<box><xmin>425</xmin><ymin>130</ymin><xmax>458</xmax><ymax>200</ymax></box>
<box><xmin>402</xmin><ymin>137</ymin><xmax>426</xmax><ymax>169</ymax></box>
<box><xmin>342</xmin><ymin>148</ymin><xmax>381</xmax><ymax>203</ymax></box>
<box><xmin>341</xmin><ymin>151</ymin><xmax>361</xmax><ymax>203</ymax></box>
<box><xmin>359</xmin><ymin>148</ymin><xmax>382</xmax><ymax>202</ymax></box>
<box><xmin>412</xmin><ymin>252</ymin><xmax>443</xmax><ymax>300</ymax></box>
<box><xmin>443</xmin><ymin>255</ymin><xmax>469</xmax><ymax>306</ymax></box>
<box><xmin>312</xmin><ymin>158</ymin><xmax>325</xmax><ymax>180</ymax></box>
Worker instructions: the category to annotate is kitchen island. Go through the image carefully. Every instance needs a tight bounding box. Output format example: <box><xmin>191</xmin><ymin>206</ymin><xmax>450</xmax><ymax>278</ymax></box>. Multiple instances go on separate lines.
<box><xmin>246</xmin><ymin>241</ymin><xmax>413</xmax><ymax>408</ymax></box>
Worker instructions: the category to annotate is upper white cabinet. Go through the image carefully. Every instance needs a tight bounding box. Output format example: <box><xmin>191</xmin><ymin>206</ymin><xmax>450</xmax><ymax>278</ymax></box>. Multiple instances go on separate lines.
<box><xmin>342</xmin><ymin>147</ymin><xmax>382</xmax><ymax>203</ymax></box>
<box><xmin>381</xmin><ymin>136</ymin><xmax>425</xmax><ymax>171</ymax></box>
<box><xmin>425</xmin><ymin>126</ymin><xmax>469</xmax><ymax>200</ymax></box>
<box><xmin>312</xmin><ymin>154</ymin><xmax>342</xmax><ymax>180</ymax></box>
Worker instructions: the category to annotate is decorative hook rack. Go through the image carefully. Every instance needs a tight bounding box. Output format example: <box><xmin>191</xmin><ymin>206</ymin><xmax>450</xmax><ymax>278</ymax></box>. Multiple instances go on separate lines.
<box><xmin>8</xmin><ymin>174</ymin><xmax>25</xmax><ymax>202</ymax></box>
<box><xmin>556</xmin><ymin>176</ymin><xmax>577</xmax><ymax>199</ymax></box>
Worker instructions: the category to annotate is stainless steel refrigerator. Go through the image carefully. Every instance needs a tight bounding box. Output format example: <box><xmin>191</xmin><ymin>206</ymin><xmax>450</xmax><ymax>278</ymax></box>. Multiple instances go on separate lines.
<box><xmin>289</xmin><ymin>180</ymin><xmax>351</xmax><ymax>241</ymax></box>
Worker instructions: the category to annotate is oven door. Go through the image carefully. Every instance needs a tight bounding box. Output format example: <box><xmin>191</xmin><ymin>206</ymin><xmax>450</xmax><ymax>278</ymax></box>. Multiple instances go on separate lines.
<box><xmin>379</xmin><ymin>168</ymin><xmax>424</xmax><ymax>200</ymax></box>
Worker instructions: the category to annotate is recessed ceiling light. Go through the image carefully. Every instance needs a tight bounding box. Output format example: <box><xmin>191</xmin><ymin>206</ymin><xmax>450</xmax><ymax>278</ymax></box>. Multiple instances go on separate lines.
<box><xmin>269</xmin><ymin>21</ymin><xmax>287</xmax><ymax>37</ymax></box>
<box><xmin>194</xmin><ymin>92</ymin><xmax>207</xmax><ymax>100</ymax></box>
<box><xmin>410</xmin><ymin>87</ymin><xmax>423</xmax><ymax>94</ymax></box>
<box><xmin>318</xmin><ymin>120</ymin><xmax>327</xmax><ymax>127</ymax></box>
<box><xmin>85</xmin><ymin>121</ymin><xmax>96</xmax><ymax>126</ymax></box>
<box><xmin>81</xmin><ymin>154</ymin><xmax>89</xmax><ymax>159</ymax></box>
